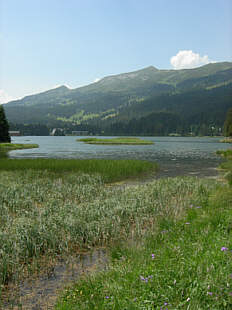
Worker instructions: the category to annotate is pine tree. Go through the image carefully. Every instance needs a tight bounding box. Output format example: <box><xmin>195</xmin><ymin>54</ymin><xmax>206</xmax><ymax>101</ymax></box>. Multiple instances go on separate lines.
<box><xmin>0</xmin><ymin>105</ymin><xmax>11</xmax><ymax>142</ymax></box>
<box><xmin>223</xmin><ymin>108</ymin><xmax>232</xmax><ymax>137</ymax></box>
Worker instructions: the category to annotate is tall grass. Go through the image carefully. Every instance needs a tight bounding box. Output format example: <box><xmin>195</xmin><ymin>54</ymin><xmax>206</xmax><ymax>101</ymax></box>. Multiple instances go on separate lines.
<box><xmin>0</xmin><ymin>159</ymin><xmax>157</xmax><ymax>182</ymax></box>
<box><xmin>56</xmin><ymin>179</ymin><xmax>232</xmax><ymax>309</ymax></box>
<box><xmin>0</xmin><ymin>143</ymin><xmax>38</xmax><ymax>150</ymax></box>
<box><xmin>217</xmin><ymin>149</ymin><xmax>232</xmax><ymax>185</ymax></box>
<box><xmin>0</xmin><ymin>170</ymin><xmax>213</xmax><ymax>288</ymax></box>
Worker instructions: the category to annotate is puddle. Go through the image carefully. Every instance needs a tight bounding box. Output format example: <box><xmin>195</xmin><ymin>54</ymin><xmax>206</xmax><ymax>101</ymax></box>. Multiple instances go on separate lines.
<box><xmin>2</xmin><ymin>249</ymin><xmax>107</xmax><ymax>310</ymax></box>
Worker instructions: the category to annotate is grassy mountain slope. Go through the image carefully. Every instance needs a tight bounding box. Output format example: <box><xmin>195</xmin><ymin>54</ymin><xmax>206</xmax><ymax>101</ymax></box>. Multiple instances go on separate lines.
<box><xmin>4</xmin><ymin>62</ymin><xmax>232</xmax><ymax>134</ymax></box>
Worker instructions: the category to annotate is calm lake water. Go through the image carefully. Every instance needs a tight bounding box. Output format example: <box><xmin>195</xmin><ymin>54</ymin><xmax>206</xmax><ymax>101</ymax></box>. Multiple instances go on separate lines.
<box><xmin>7</xmin><ymin>136</ymin><xmax>230</xmax><ymax>178</ymax></box>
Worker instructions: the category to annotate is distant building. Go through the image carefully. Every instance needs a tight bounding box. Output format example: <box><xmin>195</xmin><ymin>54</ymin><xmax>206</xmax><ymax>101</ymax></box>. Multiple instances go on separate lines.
<box><xmin>9</xmin><ymin>131</ymin><xmax>21</xmax><ymax>136</ymax></box>
<box><xmin>71</xmin><ymin>131</ymin><xmax>88</xmax><ymax>136</ymax></box>
<box><xmin>50</xmin><ymin>128</ymin><xmax>65</xmax><ymax>136</ymax></box>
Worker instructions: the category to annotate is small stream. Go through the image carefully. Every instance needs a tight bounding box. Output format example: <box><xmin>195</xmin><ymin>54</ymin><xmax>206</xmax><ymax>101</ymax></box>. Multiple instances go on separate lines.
<box><xmin>2</xmin><ymin>249</ymin><xmax>107</xmax><ymax>310</ymax></box>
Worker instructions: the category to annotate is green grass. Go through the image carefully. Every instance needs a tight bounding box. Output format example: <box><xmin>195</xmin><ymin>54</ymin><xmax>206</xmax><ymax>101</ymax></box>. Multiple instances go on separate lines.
<box><xmin>0</xmin><ymin>143</ymin><xmax>39</xmax><ymax>150</ymax></box>
<box><xmin>0</xmin><ymin>159</ymin><xmax>157</xmax><ymax>288</ymax></box>
<box><xmin>0</xmin><ymin>172</ymin><xmax>214</xmax><ymax>290</ymax></box>
<box><xmin>0</xmin><ymin>158</ymin><xmax>157</xmax><ymax>183</ymax></box>
<box><xmin>217</xmin><ymin>149</ymin><xmax>232</xmax><ymax>185</ymax></box>
<box><xmin>56</xmin><ymin>180</ymin><xmax>232</xmax><ymax>309</ymax></box>
<box><xmin>78</xmin><ymin>137</ymin><xmax>154</xmax><ymax>145</ymax></box>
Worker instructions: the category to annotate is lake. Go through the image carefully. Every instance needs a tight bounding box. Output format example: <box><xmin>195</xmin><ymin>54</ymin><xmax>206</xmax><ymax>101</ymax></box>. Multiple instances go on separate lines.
<box><xmin>7</xmin><ymin>136</ymin><xmax>230</xmax><ymax>178</ymax></box>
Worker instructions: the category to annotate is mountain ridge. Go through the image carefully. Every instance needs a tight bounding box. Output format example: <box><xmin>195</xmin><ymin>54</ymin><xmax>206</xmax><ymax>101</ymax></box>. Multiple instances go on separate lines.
<box><xmin>5</xmin><ymin>61</ymin><xmax>232</xmax><ymax>136</ymax></box>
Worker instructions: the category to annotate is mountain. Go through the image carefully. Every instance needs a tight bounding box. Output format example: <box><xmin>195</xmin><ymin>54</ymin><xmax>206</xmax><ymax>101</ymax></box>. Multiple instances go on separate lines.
<box><xmin>5</xmin><ymin>62</ymin><xmax>232</xmax><ymax>135</ymax></box>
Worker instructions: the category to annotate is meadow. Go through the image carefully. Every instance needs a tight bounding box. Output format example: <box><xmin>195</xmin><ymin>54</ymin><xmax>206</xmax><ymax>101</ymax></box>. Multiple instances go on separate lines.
<box><xmin>0</xmin><ymin>152</ymin><xmax>231</xmax><ymax>309</ymax></box>
<box><xmin>55</xmin><ymin>152</ymin><xmax>232</xmax><ymax>309</ymax></box>
<box><xmin>0</xmin><ymin>159</ymin><xmax>157</xmax><ymax>289</ymax></box>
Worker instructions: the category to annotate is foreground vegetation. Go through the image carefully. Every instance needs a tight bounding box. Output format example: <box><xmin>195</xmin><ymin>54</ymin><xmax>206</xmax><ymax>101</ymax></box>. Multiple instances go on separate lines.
<box><xmin>56</xmin><ymin>182</ymin><xmax>232</xmax><ymax>309</ymax></box>
<box><xmin>217</xmin><ymin>149</ymin><xmax>232</xmax><ymax>185</ymax></box>
<box><xmin>78</xmin><ymin>137</ymin><xmax>154</xmax><ymax>145</ymax></box>
<box><xmin>1</xmin><ymin>153</ymin><xmax>231</xmax><ymax>309</ymax></box>
<box><xmin>0</xmin><ymin>143</ymin><xmax>38</xmax><ymax>151</ymax></box>
<box><xmin>55</xmin><ymin>156</ymin><xmax>232</xmax><ymax>309</ymax></box>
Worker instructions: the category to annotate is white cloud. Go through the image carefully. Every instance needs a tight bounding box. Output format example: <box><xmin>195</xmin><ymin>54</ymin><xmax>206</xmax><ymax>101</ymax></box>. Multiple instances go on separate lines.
<box><xmin>170</xmin><ymin>50</ymin><xmax>212</xmax><ymax>69</ymax></box>
<box><xmin>52</xmin><ymin>84</ymin><xmax>72</xmax><ymax>89</ymax></box>
<box><xmin>94</xmin><ymin>78</ymin><xmax>101</xmax><ymax>83</ymax></box>
<box><xmin>0</xmin><ymin>89</ymin><xmax>14</xmax><ymax>104</ymax></box>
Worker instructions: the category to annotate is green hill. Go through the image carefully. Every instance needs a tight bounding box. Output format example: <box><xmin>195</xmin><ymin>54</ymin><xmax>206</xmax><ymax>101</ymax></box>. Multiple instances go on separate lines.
<box><xmin>5</xmin><ymin>62</ymin><xmax>232</xmax><ymax>135</ymax></box>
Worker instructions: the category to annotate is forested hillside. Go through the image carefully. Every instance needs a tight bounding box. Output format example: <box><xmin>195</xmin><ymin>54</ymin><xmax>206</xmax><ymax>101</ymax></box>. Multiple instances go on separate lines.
<box><xmin>5</xmin><ymin>62</ymin><xmax>232</xmax><ymax>136</ymax></box>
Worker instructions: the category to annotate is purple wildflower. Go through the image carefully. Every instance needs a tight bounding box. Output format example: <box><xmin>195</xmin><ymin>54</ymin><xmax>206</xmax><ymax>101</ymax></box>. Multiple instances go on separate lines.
<box><xmin>185</xmin><ymin>222</ymin><xmax>190</xmax><ymax>225</ymax></box>
<box><xmin>221</xmin><ymin>247</ymin><xmax>228</xmax><ymax>251</ymax></box>
<box><xmin>161</xmin><ymin>230</ymin><xmax>168</xmax><ymax>234</ymax></box>
<box><xmin>105</xmin><ymin>296</ymin><xmax>109</xmax><ymax>299</ymax></box>
<box><xmin>152</xmin><ymin>253</ymin><xmax>155</xmax><ymax>259</ymax></box>
<box><xmin>207</xmin><ymin>292</ymin><xmax>213</xmax><ymax>296</ymax></box>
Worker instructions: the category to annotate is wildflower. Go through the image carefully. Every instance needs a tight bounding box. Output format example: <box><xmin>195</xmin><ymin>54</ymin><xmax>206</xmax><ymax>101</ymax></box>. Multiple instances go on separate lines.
<box><xmin>151</xmin><ymin>253</ymin><xmax>155</xmax><ymax>259</ymax></box>
<box><xmin>186</xmin><ymin>297</ymin><xmax>190</xmax><ymax>302</ymax></box>
<box><xmin>105</xmin><ymin>296</ymin><xmax>109</xmax><ymax>299</ymax></box>
<box><xmin>140</xmin><ymin>275</ymin><xmax>145</xmax><ymax>281</ymax></box>
<box><xmin>221</xmin><ymin>247</ymin><xmax>228</xmax><ymax>251</ymax></box>
<box><xmin>185</xmin><ymin>222</ymin><xmax>190</xmax><ymax>225</ymax></box>
<box><xmin>207</xmin><ymin>292</ymin><xmax>213</xmax><ymax>296</ymax></box>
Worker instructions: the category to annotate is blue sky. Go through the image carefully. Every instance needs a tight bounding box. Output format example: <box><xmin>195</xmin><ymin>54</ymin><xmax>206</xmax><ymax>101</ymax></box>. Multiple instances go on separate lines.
<box><xmin>0</xmin><ymin>0</ymin><xmax>231</xmax><ymax>102</ymax></box>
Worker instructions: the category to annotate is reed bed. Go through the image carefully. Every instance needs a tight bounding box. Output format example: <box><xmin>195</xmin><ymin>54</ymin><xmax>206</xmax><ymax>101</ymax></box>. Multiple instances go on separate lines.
<box><xmin>0</xmin><ymin>143</ymin><xmax>38</xmax><ymax>150</ymax></box>
<box><xmin>0</xmin><ymin>169</ymin><xmax>214</xmax><ymax>289</ymax></box>
<box><xmin>0</xmin><ymin>158</ymin><xmax>157</xmax><ymax>182</ymax></box>
<box><xmin>56</xmin><ymin>179</ymin><xmax>232</xmax><ymax>310</ymax></box>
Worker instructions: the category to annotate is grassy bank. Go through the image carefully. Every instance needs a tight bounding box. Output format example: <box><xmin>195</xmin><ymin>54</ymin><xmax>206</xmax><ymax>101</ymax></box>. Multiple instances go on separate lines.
<box><xmin>56</xmin><ymin>178</ymin><xmax>232</xmax><ymax>309</ymax></box>
<box><xmin>0</xmin><ymin>159</ymin><xmax>158</xmax><ymax>289</ymax></box>
<box><xmin>0</xmin><ymin>143</ymin><xmax>39</xmax><ymax>150</ymax></box>
<box><xmin>0</xmin><ymin>158</ymin><xmax>157</xmax><ymax>183</ymax></box>
<box><xmin>55</xmin><ymin>151</ymin><xmax>232</xmax><ymax>310</ymax></box>
<box><xmin>78</xmin><ymin>137</ymin><xmax>154</xmax><ymax>145</ymax></box>
<box><xmin>217</xmin><ymin>149</ymin><xmax>232</xmax><ymax>185</ymax></box>
<box><xmin>0</xmin><ymin>172</ymin><xmax>215</xmax><ymax>290</ymax></box>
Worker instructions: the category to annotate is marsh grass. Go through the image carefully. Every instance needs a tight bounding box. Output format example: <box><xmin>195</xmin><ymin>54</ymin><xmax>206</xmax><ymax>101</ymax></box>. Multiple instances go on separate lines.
<box><xmin>0</xmin><ymin>171</ymin><xmax>211</xmax><ymax>290</ymax></box>
<box><xmin>56</xmin><ymin>180</ymin><xmax>232</xmax><ymax>309</ymax></box>
<box><xmin>0</xmin><ymin>143</ymin><xmax>39</xmax><ymax>150</ymax></box>
<box><xmin>0</xmin><ymin>159</ymin><xmax>157</xmax><ymax>183</ymax></box>
<box><xmin>78</xmin><ymin>137</ymin><xmax>154</xmax><ymax>145</ymax></box>
<box><xmin>217</xmin><ymin>149</ymin><xmax>232</xmax><ymax>185</ymax></box>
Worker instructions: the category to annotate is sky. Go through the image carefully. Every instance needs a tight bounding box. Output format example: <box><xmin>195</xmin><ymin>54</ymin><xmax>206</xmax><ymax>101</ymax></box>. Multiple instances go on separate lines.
<box><xmin>0</xmin><ymin>0</ymin><xmax>231</xmax><ymax>103</ymax></box>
